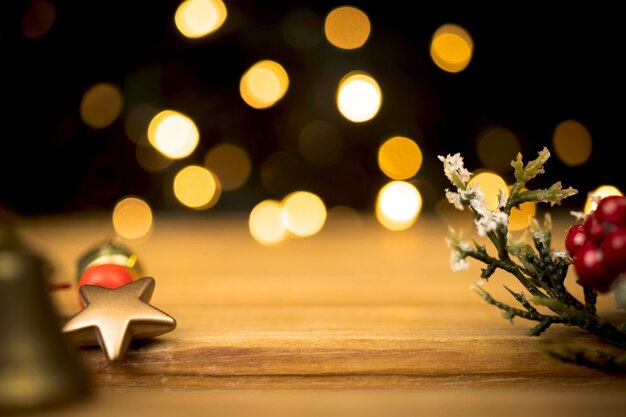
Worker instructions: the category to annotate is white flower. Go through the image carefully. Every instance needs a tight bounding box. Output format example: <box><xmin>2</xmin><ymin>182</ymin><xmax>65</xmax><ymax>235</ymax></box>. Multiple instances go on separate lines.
<box><xmin>498</xmin><ymin>191</ymin><xmax>507</xmax><ymax>209</ymax></box>
<box><xmin>438</xmin><ymin>153</ymin><xmax>472</xmax><ymax>187</ymax></box>
<box><xmin>553</xmin><ymin>251</ymin><xmax>568</xmax><ymax>259</ymax></box>
<box><xmin>570</xmin><ymin>211</ymin><xmax>585</xmax><ymax>222</ymax></box>
<box><xmin>468</xmin><ymin>185</ymin><xmax>488</xmax><ymax>217</ymax></box>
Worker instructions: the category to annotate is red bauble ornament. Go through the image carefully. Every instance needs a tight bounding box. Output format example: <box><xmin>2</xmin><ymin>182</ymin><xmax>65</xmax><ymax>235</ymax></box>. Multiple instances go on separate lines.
<box><xmin>583</xmin><ymin>213</ymin><xmax>604</xmax><ymax>242</ymax></box>
<box><xmin>601</xmin><ymin>228</ymin><xmax>626</xmax><ymax>273</ymax></box>
<box><xmin>77</xmin><ymin>264</ymin><xmax>134</xmax><ymax>307</ymax></box>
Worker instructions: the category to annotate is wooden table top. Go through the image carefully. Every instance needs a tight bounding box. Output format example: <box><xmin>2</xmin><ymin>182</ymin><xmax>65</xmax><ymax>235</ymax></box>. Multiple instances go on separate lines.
<box><xmin>14</xmin><ymin>210</ymin><xmax>626</xmax><ymax>416</ymax></box>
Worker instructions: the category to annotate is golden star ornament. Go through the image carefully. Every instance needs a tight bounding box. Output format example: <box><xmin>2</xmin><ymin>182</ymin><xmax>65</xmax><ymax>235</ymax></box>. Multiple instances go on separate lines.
<box><xmin>62</xmin><ymin>277</ymin><xmax>176</xmax><ymax>363</ymax></box>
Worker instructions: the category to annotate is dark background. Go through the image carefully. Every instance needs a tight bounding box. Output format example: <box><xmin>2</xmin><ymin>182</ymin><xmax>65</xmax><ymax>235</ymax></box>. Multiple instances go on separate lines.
<box><xmin>1</xmin><ymin>1</ymin><xmax>622</xmax><ymax>216</ymax></box>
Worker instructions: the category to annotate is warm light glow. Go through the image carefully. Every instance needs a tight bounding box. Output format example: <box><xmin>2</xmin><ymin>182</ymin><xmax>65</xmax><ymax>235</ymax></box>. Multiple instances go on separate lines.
<box><xmin>282</xmin><ymin>9</ymin><xmax>322</xmax><ymax>50</ymax></box>
<box><xmin>376</xmin><ymin>181</ymin><xmax>422</xmax><ymax>231</ymax></box>
<box><xmin>125</xmin><ymin>104</ymin><xmax>158</xmax><ymax>143</ymax></box>
<box><xmin>324</xmin><ymin>6</ymin><xmax>371</xmax><ymax>50</ymax></box>
<box><xmin>378</xmin><ymin>136</ymin><xmax>423</xmax><ymax>180</ymax></box>
<box><xmin>175</xmin><ymin>0</ymin><xmax>227</xmax><ymax>39</ymax></box>
<box><xmin>508</xmin><ymin>187</ymin><xmax>536</xmax><ymax>231</ymax></box>
<box><xmin>476</xmin><ymin>126</ymin><xmax>520</xmax><ymax>173</ymax></box>
<box><xmin>467</xmin><ymin>172</ymin><xmax>508</xmax><ymax>211</ymax></box>
<box><xmin>148</xmin><ymin>110</ymin><xmax>199</xmax><ymax>159</ymax></box>
<box><xmin>552</xmin><ymin>119</ymin><xmax>592</xmax><ymax>166</ymax></box>
<box><xmin>584</xmin><ymin>185</ymin><xmax>623</xmax><ymax>214</ymax></box>
<box><xmin>240</xmin><ymin>60</ymin><xmax>289</xmax><ymax>109</ymax></box>
<box><xmin>204</xmin><ymin>143</ymin><xmax>252</xmax><ymax>191</ymax></box>
<box><xmin>281</xmin><ymin>191</ymin><xmax>327</xmax><ymax>237</ymax></box>
<box><xmin>298</xmin><ymin>120</ymin><xmax>343</xmax><ymax>166</ymax></box>
<box><xmin>249</xmin><ymin>200</ymin><xmax>288</xmax><ymax>245</ymax></box>
<box><xmin>337</xmin><ymin>72</ymin><xmax>382</xmax><ymax>122</ymax></box>
<box><xmin>112</xmin><ymin>197</ymin><xmax>153</xmax><ymax>241</ymax></box>
<box><xmin>173</xmin><ymin>165</ymin><xmax>221</xmax><ymax>209</ymax></box>
<box><xmin>80</xmin><ymin>83</ymin><xmax>123</xmax><ymax>129</ymax></box>
<box><xmin>22</xmin><ymin>0</ymin><xmax>56</xmax><ymax>38</ymax></box>
<box><xmin>430</xmin><ymin>23</ymin><xmax>473</xmax><ymax>73</ymax></box>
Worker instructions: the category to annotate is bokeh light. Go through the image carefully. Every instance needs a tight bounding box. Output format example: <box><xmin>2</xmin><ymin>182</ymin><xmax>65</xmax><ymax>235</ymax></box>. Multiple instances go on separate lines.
<box><xmin>282</xmin><ymin>191</ymin><xmax>327</xmax><ymax>237</ymax></box>
<box><xmin>376</xmin><ymin>181</ymin><xmax>422</xmax><ymax>231</ymax></box>
<box><xmin>430</xmin><ymin>23</ymin><xmax>474</xmax><ymax>73</ymax></box>
<box><xmin>203</xmin><ymin>143</ymin><xmax>252</xmax><ymax>191</ymax></box>
<box><xmin>148</xmin><ymin>110</ymin><xmax>200</xmax><ymax>159</ymax></box>
<box><xmin>125</xmin><ymin>104</ymin><xmax>158</xmax><ymax>143</ymax></box>
<box><xmin>378</xmin><ymin>136</ymin><xmax>423</xmax><ymax>180</ymax></box>
<box><xmin>240</xmin><ymin>60</ymin><xmax>289</xmax><ymax>109</ymax></box>
<box><xmin>282</xmin><ymin>9</ymin><xmax>322</xmax><ymax>49</ymax></box>
<box><xmin>174</xmin><ymin>0</ymin><xmax>227</xmax><ymax>39</ymax></box>
<box><xmin>22</xmin><ymin>0</ymin><xmax>56</xmax><ymax>38</ymax></box>
<box><xmin>508</xmin><ymin>187</ymin><xmax>536</xmax><ymax>231</ymax></box>
<box><xmin>337</xmin><ymin>72</ymin><xmax>382</xmax><ymax>122</ymax></box>
<box><xmin>249</xmin><ymin>200</ymin><xmax>288</xmax><ymax>245</ymax></box>
<box><xmin>476</xmin><ymin>126</ymin><xmax>520</xmax><ymax>173</ymax></box>
<box><xmin>173</xmin><ymin>165</ymin><xmax>221</xmax><ymax>210</ymax></box>
<box><xmin>112</xmin><ymin>197</ymin><xmax>153</xmax><ymax>241</ymax></box>
<box><xmin>467</xmin><ymin>172</ymin><xmax>508</xmax><ymax>211</ymax></box>
<box><xmin>584</xmin><ymin>185</ymin><xmax>623</xmax><ymax>214</ymax></box>
<box><xmin>298</xmin><ymin>120</ymin><xmax>343</xmax><ymax>167</ymax></box>
<box><xmin>80</xmin><ymin>83</ymin><xmax>123</xmax><ymax>129</ymax></box>
<box><xmin>552</xmin><ymin>119</ymin><xmax>592</xmax><ymax>166</ymax></box>
<box><xmin>324</xmin><ymin>6</ymin><xmax>371</xmax><ymax>50</ymax></box>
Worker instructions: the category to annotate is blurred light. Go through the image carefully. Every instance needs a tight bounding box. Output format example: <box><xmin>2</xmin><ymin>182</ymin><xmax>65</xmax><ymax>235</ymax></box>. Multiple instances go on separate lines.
<box><xmin>552</xmin><ymin>119</ymin><xmax>592</xmax><ymax>166</ymax></box>
<box><xmin>584</xmin><ymin>185</ymin><xmax>623</xmax><ymax>214</ymax></box>
<box><xmin>476</xmin><ymin>126</ymin><xmax>520</xmax><ymax>173</ymax></box>
<box><xmin>282</xmin><ymin>9</ymin><xmax>322</xmax><ymax>50</ymax></box>
<box><xmin>324</xmin><ymin>6</ymin><xmax>371</xmax><ymax>50</ymax></box>
<box><xmin>173</xmin><ymin>165</ymin><xmax>221</xmax><ymax>210</ymax></box>
<box><xmin>282</xmin><ymin>191</ymin><xmax>327</xmax><ymax>237</ymax></box>
<box><xmin>148</xmin><ymin>110</ymin><xmax>199</xmax><ymax>159</ymax></box>
<box><xmin>125</xmin><ymin>104</ymin><xmax>158</xmax><ymax>143</ymax></box>
<box><xmin>249</xmin><ymin>200</ymin><xmax>288</xmax><ymax>245</ymax></box>
<box><xmin>112</xmin><ymin>197</ymin><xmax>153</xmax><ymax>241</ymax></box>
<box><xmin>298</xmin><ymin>120</ymin><xmax>343</xmax><ymax>166</ymax></box>
<box><xmin>80</xmin><ymin>83</ymin><xmax>123</xmax><ymax>129</ymax></box>
<box><xmin>378</xmin><ymin>136</ymin><xmax>423</xmax><ymax>180</ymax></box>
<box><xmin>22</xmin><ymin>0</ymin><xmax>55</xmax><ymax>39</ymax></box>
<box><xmin>430</xmin><ymin>23</ymin><xmax>473</xmax><ymax>73</ymax></box>
<box><xmin>467</xmin><ymin>172</ymin><xmax>508</xmax><ymax>211</ymax></box>
<box><xmin>376</xmin><ymin>181</ymin><xmax>422</xmax><ymax>231</ymax></box>
<box><xmin>240</xmin><ymin>60</ymin><xmax>289</xmax><ymax>109</ymax></box>
<box><xmin>135</xmin><ymin>142</ymin><xmax>173</xmax><ymax>173</ymax></box>
<box><xmin>508</xmin><ymin>187</ymin><xmax>536</xmax><ymax>231</ymax></box>
<box><xmin>337</xmin><ymin>72</ymin><xmax>382</xmax><ymax>123</ymax></box>
<box><xmin>174</xmin><ymin>0</ymin><xmax>227</xmax><ymax>39</ymax></box>
<box><xmin>203</xmin><ymin>143</ymin><xmax>252</xmax><ymax>191</ymax></box>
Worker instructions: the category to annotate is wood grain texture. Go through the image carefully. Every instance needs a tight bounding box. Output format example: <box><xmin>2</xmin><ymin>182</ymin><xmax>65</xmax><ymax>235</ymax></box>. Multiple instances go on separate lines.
<box><xmin>15</xmin><ymin>210</ymin><xmax>626</xmax><ymax>415</ymax></box>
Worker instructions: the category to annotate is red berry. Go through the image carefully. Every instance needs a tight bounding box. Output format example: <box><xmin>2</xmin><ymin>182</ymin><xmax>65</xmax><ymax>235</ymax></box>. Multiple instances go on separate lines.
<box><xmin>574</xmin><ymin>243</ymin><xmax>616</xmax><ymax>293</ymax></box>
<box><xmin>601</xmin><ymin>228</ymin><xmax>626</xmax><ymax>273</ymax></box>
<box><xmin>583</xmin><ymin>213</ymin><xmax>604</xmax><ymax>242</ymax></box>
<box><xmin>596</xmin><ymin>196</ymin><xmax>626</xmax><ymax>225</ymax></box>
<box><xmin>78</xmin><ymin>264</ymin><xmax>134</xmax><ymax>307</ymax></box>
<box><xmin>565</xmin><ymin>224</ymin><xmax>587</xmax><ymax>257</ymax></box>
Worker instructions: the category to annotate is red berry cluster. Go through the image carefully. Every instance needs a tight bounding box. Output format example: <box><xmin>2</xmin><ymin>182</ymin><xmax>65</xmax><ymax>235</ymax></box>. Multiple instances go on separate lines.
<box><xmin>566</xmin><ymin>196</ymin><xmax>626</xmax><ymax>293</ymax></box>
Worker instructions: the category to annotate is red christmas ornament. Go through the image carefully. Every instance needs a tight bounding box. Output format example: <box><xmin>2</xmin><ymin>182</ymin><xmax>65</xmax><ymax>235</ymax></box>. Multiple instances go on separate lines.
<box><xmin>573</xmin><ymin>242</ymin><xmax>615</xmax><ymax>293</ymax></box>
<box><xmin>565</xmin><ymin>223</ymin><xmax>587</xmax><ymax>257</ymax></box>
<box><xmin>77</xmin><ymin>264</ymin><xmax>134</xmax><ymax>307</ymax></box>
<box><xmin>601</xmin><ymin>228</ymin><xmax>626</xmax><ymax>273</ymax></box>
<box><xmin>595</xmin><ymin>195</ymin><xmax>626</xmax><ymax>225</ymax></box>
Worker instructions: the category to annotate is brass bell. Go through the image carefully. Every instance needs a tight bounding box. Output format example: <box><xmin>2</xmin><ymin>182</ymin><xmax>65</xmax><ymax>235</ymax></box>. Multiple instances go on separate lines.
<box><xmin>0</xmin><ymin>217</ymin><xmax>91</xmax><ymax>413</ymax></box>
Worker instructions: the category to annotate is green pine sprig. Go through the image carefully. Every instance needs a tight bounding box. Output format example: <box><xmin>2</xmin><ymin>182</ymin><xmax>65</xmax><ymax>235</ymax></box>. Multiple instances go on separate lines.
<box><xmin>440</xmin><ymin>147</ymin><xmax>626</xmax><ymax>370</ymax></box>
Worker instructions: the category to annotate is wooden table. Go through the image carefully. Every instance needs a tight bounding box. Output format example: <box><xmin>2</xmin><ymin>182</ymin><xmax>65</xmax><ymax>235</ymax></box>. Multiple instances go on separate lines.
<box><xmin>15</xmin><ymin>210</ymin><xmax>626</xmax><ymax>416</ymax></box>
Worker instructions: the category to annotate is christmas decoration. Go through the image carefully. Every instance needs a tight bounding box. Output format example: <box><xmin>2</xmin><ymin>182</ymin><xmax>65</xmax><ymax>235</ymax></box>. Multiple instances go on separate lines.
<box><xmin>440</xmin><ymin>147</ymin><xmax>626</xmax><ymax>371</ymax></box>
<box><xmin>62</xmin><ymin>277</ymin><xmax>176</xmax><ymax>363</ymax></box>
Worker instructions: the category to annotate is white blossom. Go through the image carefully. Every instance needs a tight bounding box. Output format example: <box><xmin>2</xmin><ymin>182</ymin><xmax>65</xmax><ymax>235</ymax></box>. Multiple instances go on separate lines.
<box><xmin>570</xmin><ymin>211</ymin><xmax>585</xmax><ymax>222</ymax></box>
<box><xmin>438</xmin><ymin>153</ymin><xmax>472</xmax><ymax>186</ymax></box>
<box><xmin>498</xmin><ymin>191</ymin><xmax>508</xmax><ymax>209</ymax></box>
<box><xmin>450</xmin><ymin>250</ymin><xmax>470</xmax><ymax>271</ymax></box>
<box><xmin>553</xmin><ymin>251</ymin><xmax>568</xmax><ymax>259</ymax></box>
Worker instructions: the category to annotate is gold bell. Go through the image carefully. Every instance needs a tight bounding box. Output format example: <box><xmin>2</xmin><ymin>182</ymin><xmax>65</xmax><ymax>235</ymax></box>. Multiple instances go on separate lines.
<box><xmin>77</xmin><ymin>239</ymin><xmax>143</xmax><ymax>282</ymax></box>
<box><xmin>0</xmin><ymin>217</ymin><xmax>90</xmax><ymax>412</ymax></box>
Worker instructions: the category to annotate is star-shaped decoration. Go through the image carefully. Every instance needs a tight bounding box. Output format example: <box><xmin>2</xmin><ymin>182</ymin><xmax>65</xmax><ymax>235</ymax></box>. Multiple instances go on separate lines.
<box><xmin>62</xmin><ymin>277</ymin><xmax>176</xmax><ymax>363</ymax></box>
